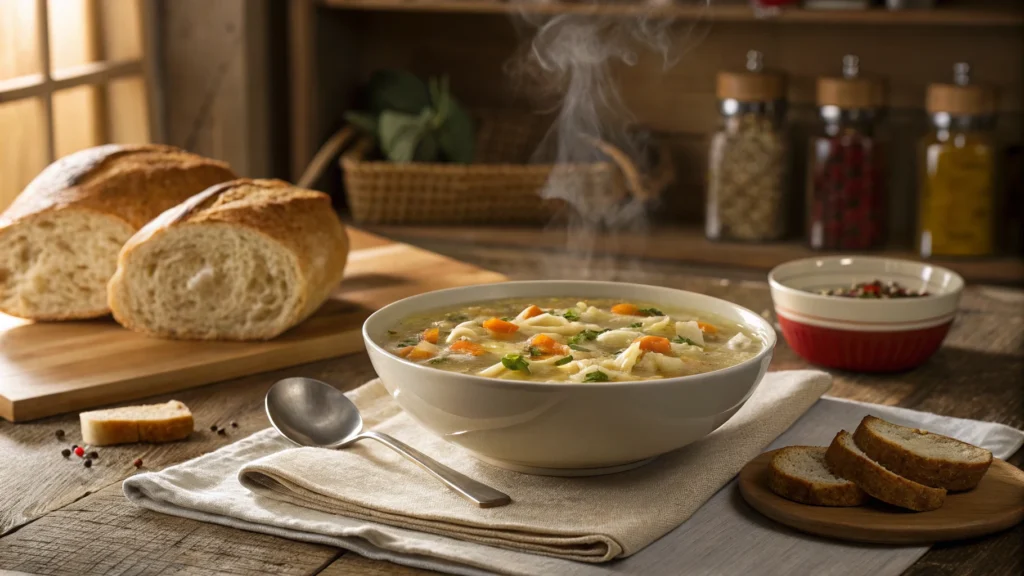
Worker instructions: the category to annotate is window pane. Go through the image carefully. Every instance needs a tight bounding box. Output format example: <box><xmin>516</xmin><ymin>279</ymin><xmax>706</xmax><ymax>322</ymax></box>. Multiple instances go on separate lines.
<box><xmin>0</xmin><ymin>0</ymin><xmax>40</xmax><ymax>82</ymax></box>
<box><xmin>0</xmin><ymin>98</ymin><xmax>47</xmax><ymax>211</ymax></box>
<box><xmin>53</xmin><ymin>84</ymin><xmax>102</xmax><ymax>158</ymax></box>
<box><xmin>99</xmin><ymin>0</ymin><xmax>142</xmax><ymax>61</ymax></box>
<box><xmin>48</xmin><ymin>0</ymin><xmax>97</xmax><ymax>73</ymax></box>
<box><xmin>106</xmin><ymin>75</ymin><xmax>149</xmax><ymax>144</ymax></box>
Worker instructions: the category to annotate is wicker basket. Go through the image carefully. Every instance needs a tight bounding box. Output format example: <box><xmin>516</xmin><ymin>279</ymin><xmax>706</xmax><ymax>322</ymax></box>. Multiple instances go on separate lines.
<box><xmin>301</xmin><ymin>110</ymin><xmax>672</xmax><ymax>226</ymax></box>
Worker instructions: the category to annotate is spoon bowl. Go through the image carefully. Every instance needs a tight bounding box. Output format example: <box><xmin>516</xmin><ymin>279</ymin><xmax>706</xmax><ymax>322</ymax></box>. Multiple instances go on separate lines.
<box><xmin>264</xmin><ymin>377</ymin><xmax>511</xmax><ymax>508</ymax></box>
<box><xmin>266</xmin><ymin>377</ymin><xmax>363</xmax><ymax>447</ymax></box>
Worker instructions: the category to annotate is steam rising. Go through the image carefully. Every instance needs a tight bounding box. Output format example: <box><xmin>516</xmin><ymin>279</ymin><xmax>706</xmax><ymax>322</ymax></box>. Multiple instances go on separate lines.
<box><xmin>509</xmin><ymin>2</ymin><xmax>708</xmax><ymax>277</ymax></box>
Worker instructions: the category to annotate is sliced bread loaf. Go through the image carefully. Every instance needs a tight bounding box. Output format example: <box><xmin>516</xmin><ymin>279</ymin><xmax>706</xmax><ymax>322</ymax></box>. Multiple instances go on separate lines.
<box><xmin>0</xmin><ymin>145</ymin><xmax>235</xmax><ymax>320</ymax></box>
<box><xmin>768</xmin><ymin>446</ymin><xmax>868</xmax><ymax>506</ymax></box>
<box><xmin>853</xmin><ymin>415</ymin><xmax>992</xmax><ymax>491</ymax></box>
<box><xmin>825</xmin><ymin>430</ymin><xmax>946</xmax><ymax>512</ymax></box>
<box><xmin>108</xmin><ymin>179</ymin><xmax>349</xmax><ymax>340</ymax></box>
<box><xmin>80</xmin><ymin>400</ymin><xmax>193</xmax><ymax>446</ymax></box>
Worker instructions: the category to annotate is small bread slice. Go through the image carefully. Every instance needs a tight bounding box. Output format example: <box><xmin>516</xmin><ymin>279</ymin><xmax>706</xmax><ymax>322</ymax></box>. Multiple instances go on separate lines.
<box><xmin>826</xmin><ymin>430</ymin><xmax>946</xmax><ymax>512</ymax></box>
<box><xmin>853</xmin><ymin>415</ymin><xmax>992</xmax><ymax>491</ymax></box>
<box><xmin>80</xmin><ymin>400</ymin><xmax>193</xmax><ymax>446</ymax></box>
<box><xmin>768</xmin><ymin>446</ymin><xmax>868</xmax><ymax>506</ymax></box>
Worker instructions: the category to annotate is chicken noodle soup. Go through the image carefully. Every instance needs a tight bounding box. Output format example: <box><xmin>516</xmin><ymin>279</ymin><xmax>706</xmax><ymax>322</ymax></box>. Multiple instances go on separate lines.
<box><xmin>384</xmin><ymin>298</ymin><xmax>763</xmax><ymax>383</ymax></box>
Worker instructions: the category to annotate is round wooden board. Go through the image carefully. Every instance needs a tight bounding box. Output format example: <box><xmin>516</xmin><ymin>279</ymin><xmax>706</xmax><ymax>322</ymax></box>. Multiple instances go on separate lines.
<box><xmin>738</xmin><ymin>449</ymin><xmax>1024</xmax><ymax>544</ymax></box>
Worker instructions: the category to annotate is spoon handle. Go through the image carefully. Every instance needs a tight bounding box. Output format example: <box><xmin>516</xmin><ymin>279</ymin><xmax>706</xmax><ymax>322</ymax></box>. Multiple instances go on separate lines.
<box><xmin>357</xmin><ymin>430</ymin><xmax>511</xmax><ymax>508</ymax></box>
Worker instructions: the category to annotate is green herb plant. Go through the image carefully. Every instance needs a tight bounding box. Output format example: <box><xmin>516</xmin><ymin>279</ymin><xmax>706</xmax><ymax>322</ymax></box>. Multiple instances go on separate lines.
<box><xmin>345</xmin><ymin>69</ymin><xmax>474</xmax><ymax>164</ymax></box>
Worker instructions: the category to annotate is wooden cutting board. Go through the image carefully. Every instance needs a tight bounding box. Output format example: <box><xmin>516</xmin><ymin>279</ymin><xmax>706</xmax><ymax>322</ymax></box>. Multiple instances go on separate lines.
<box><xmin>0</xmin><ymin>229</ymin><xmax>506</xmax><ymax>422</ymax></box>
<box><xmin>739</xmin><ymin>448</ymin><xmax>1024</xmax><ymax>544</ymax></box>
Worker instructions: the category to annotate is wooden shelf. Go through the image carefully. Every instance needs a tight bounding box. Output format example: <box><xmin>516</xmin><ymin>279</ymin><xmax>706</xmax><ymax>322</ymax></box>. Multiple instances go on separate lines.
<box><xmin>366</xmin><ymin>224</ymin><xmax>1024</xmax><ymax>286</ymax></box>
<box><xmin>320</xmin><ymin>0</ymin><xmax>1024</xmax><ymax>26</ymax></box>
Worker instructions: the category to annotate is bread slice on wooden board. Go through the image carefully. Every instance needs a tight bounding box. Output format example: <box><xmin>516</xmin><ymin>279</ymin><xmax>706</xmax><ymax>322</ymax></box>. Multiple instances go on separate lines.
<box><xmin>768</xmin><ymin>446</ymin><xmax>868</xmax><ymax>507</ymax></box>
<box><xmin>80</xmin><ymin>400</ymin><xmax>193</xmax><ymax>446</ymax></box>
<box><xmin>826</xmin><ymin>430</ymin><xmax>946</xmax><ymax>512</ymax></box>
<box><xmin>853</xmin><ymin>415</ymin><xmax>993</xmax><ymax>491</ymax></box>
<box><xmin>0</xmin><ymin>145</ymin><xmax>235</xmax><ymax>320</ymax></box>
<box><xmin>108</xmin><ymin>179</ymin><xmax>349</xmax><ymax>340</ymax></box>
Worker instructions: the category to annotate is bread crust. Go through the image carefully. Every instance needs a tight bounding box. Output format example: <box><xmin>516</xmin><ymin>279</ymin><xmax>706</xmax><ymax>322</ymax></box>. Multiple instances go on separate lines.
<box><xmin>0</xmin><ymin>144</ymin><xmax>236</xmax><ymax>320</ymax></box>
<box><xmin>108</xmin><ymin>179</ymin><xmax>349</xmax><ymax>340</ymax></box>
<box><xmin>853</xmin><ymin>415</ymin><xmax>992</xmax><ymax>491</ymax></box>
<box><xmin>767</xmin><ymin>446</ymin><xmax>867</xmax><ymax>507</ymax></box>
<box><xmin>825</xmin><ymin>430</ymin><xmax>946</xmax><ymax>512</ymax></box>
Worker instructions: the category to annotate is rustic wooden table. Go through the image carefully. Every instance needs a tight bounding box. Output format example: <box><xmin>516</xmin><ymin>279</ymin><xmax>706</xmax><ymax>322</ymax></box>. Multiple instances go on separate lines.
<box><xmin>1</xmin><ymin>239</ymin><xmax>1021</xmax><ymax>576</ymax></box>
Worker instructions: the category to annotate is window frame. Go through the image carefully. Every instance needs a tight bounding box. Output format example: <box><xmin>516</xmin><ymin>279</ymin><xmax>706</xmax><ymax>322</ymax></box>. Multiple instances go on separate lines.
<box><xmin>0</xmin><ymin>0</ymin><xmax>162</xmax><ymax>164</ymax></box>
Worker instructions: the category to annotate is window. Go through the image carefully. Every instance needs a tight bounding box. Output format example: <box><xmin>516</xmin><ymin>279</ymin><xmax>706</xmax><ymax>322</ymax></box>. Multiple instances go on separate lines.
<box><xmin>0</xmin><ymin>0</ymin><xmax>157</xmax><ymax>211</ymax></box>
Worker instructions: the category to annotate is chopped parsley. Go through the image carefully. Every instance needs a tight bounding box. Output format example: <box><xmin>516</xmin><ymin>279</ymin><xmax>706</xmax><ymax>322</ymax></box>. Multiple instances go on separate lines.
<box><xmin>569</xmin><ymin>344</ymin><xmax>590</xmax><ymax>352</ymax></box>
<box><xmin>672</xmin><ymin>336</ymin><xmax>700</xmax><ymax>346</ymax></box>
<box><xmin>568</xmin><ymin>329</ymin><xmax>610</xmax><ymax>345</ymax></box>
<box><xmin>562</xmin><ymin>309</ymin><xmax>581</xmax><ymax>321</ymax></box>
<box><xmin>583</xmin><ymin>370</ymin><xmax>610</xmax><ymax>383</ymax></box>
<box><xmin>446</xmin><ymin>313</ymin><xmax>469</xmax><ymax>322</ymax></box>
<box><xmin>398</xmin><ymin>337</ymin><xmax>420</xmax><ymax>347</ymax></box>
<box><xmin>501</xmin><ymin>316</ymin><xmax>513</xmax><ymax>322</ymax></box>
<box><xmin>528</xmin><ymin>346</ymin><xmax>546</xmax><ymax>357</ymax></box>
<box><xmin>628</xmin><ymin>322</ymin><xmax>643</xmax><ymax>328</ymax></box>
<box><xmin>428</xmin><ymin>357</ymin><xmax>448</xmax><ymax>365</ymax></box>
<box><xmin>554</xmin><ymin>355</ymin><xmax>573</xmax><ymax>366</ymax></box>
<box><xmin>639</xmin><ymin>307</ymin><xmax>664</xmax><ymax>316</ymax></box>
<box><xmin>501</xmin><ymin>353</ymin><xmax>530</xmax><ymax>373</ymax></box>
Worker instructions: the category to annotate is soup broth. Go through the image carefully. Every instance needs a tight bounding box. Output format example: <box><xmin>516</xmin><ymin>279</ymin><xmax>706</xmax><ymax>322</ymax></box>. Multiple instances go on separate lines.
<box><xmin>384</xmin><ymin>298</ymin><xmax>763</xmax><ymax>383</ymax></box>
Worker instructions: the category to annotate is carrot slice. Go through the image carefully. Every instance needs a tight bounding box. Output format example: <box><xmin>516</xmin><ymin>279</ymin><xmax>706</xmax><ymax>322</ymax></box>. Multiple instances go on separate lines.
<box><xmin>422</xmin><ymin>327</ymin><xmax>440</xmax><ymax>344</ymax></box>
<box><xmin>450</xmin><ymin>340</ymin><xmax>485</xmax><ymax>356</ymax></box>
<box><xmin>529</xmin><ymin>333</ymin><xmax>567</xmax><ymax>355</ymax></box>
<box><xmin>636</xmin><ymin>335</ymin><xmax>672</xmax><ymax>355</ymax></box>
<box><xmin>697</xmin><ymin>321</ymin><xmax>718</xmax><ymax>334</ymax></box>
<box><xmin>483</xmin><ymin>317</ymin><xmax>519</xmax><ymax>334</ymax></box>
<box><xmin>396</xmin><ymin>346</ymin><xmax>414</xmax><ymax>358</ymax></box>
<box><xmin>611</xmin><ymin>303</ymin><xmax>640</xmax><ymax>316</ymax></box>
<box><xmin>407</xmin><ymin>347</ymin><xmax>435</xmax><ymax>360</ymax></box>
<box><xmin>521</xmin><ymin>304</ymin><xmax>544</xmax><ymax>319</ymax></box>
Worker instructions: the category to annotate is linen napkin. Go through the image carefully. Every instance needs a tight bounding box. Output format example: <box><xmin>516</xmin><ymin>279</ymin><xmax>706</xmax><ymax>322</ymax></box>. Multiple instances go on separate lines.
<box><xmin>123</xmin><ymin>371</ymin><xmax>1024</xmax><ymax>576</ymax></box>
<box><xmin>234</xmin><ymin>370</ymin><xmax>831</xmax><ymax>563</ymax></box>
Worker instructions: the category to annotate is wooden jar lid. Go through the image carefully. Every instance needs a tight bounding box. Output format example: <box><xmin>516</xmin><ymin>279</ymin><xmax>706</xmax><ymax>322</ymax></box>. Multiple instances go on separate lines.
<box><xmin>717</xmin><ymin>50</ymin><xmax>785</xmax><ymax>102</ymax></box>
<box><xmin>816</xmin><ymin>54</ymin><xmax>884</xmax><ymax>109</ymax></box>
<box><xmin>717</xmin><ymin>71</ymin><xmax>784</xmax><ymax>102</ymax></box>
<box><xmin>926</xmin><ymin>65</ymin><xmax>994</xmax><ymax>115</ymax></box>
<box><xmin>816</xmin><ymin>77</ymin><xmax>884</xmax><ymax>109</ymax></box>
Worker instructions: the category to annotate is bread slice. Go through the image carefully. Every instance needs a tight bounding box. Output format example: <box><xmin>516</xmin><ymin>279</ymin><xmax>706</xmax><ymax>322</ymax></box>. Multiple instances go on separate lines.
<box><xmin>825</xmin><ymin>430</ymin><xmax>946</xmax><ymax>512</ymax></box>
<box><xmin>108</xmin><ymin>179</ymin><xmax>349</xmax><ymax>340</ymax></box>
<box><xmin>768</xmin><ymin>446</ymin><xmax>868</xmax><ymax>506</ymax></box>
<box><xmin>853</xmin><ymin>415</ymin><xmax>992</xmax><ymax>491</ymax></box>
<box><xmin>0</xmin><ymin>145</ymin><xmax>235</xmax><ymax>320</ymax></box>
<box><xmin>80</xmin><ymin>400</ymin><xmax>193</xmax><ymax>446</ymax></box>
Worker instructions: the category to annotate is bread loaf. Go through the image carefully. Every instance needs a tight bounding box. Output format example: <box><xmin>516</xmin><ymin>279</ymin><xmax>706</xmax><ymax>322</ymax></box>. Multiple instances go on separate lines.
<box><xmin>108</xmin><ymin>179</ymin><xmax>349</xmax><ymax>340</ymax></box>
<box><xmin>0</xmin><ymin>145</ymin><xmax>235</xmax><ymax>320</ymax></box>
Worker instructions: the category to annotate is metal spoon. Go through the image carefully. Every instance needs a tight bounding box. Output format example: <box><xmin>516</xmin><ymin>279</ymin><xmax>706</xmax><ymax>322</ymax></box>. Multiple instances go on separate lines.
<box><xmin>264</xmin><ymin>377</ymin><xmax>511</xmax><ymax>508</ymax></box>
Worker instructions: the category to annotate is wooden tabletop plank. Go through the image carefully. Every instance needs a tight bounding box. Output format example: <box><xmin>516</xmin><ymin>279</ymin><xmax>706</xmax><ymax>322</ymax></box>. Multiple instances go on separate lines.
<box><xmin>0</xmin><ymin>242</ymin><xmax>1020</xmax><ymax>576</ymax></box>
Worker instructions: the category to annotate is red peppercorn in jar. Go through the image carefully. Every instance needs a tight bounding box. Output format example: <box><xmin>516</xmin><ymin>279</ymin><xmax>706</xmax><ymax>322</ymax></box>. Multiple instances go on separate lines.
<box><xmin>807</xmin><ymin>55</ymin><xmax>887</xmax><ymax>250</ymax></box>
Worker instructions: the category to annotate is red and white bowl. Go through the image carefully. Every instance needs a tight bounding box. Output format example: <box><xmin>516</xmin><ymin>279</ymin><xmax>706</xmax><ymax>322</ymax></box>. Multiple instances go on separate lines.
<box><xmin>768</xmin><ymin>257</ymin><xmax>964</xmax><ymax>372</ymax></box>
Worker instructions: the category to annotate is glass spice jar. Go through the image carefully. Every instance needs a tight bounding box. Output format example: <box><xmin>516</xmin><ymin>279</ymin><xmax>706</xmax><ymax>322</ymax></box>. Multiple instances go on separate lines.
<box><xmin>807</xmin><ymin>55</ymin><xmax>887</xmax><ymax>251</ymax></box>
<box><xmin>706</xmin><ymin>50</ymin><xmax>788</xmax><ymax>242</ymax></box>
<box><xmin>918</xmin><ymin>63</ymin><xmax>997</xmax><ymax>258</ymax></box>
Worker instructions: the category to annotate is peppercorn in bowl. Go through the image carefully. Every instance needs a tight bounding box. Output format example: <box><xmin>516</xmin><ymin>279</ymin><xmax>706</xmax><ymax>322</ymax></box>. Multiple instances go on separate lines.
<box><xmin>363</xmin><ymin>281</ymin><xmax>776</xmax><ymax>476</ymax></box>
<box><xmin>769</xmin><ymin>256</ymin><xmax>964</xmax><ymax>372</ymax></box>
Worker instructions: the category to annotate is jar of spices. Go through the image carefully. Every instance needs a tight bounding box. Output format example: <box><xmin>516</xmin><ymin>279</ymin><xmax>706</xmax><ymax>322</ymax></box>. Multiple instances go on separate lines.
<box><xmin>918</xmin><ymin>63</ymin><xmax>997</xmax><ymax>258</ymax></box>
<box><xmin>807</xmin><ymin>55</ymin><xmax>886</xmax><ymax>251</ymax></box>
<box><xmin>706</xmin><ymin>50</ymin><xmax>787</xmax><ymax>242</ymax></box>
